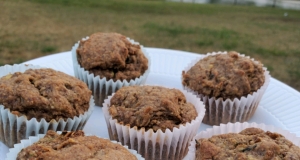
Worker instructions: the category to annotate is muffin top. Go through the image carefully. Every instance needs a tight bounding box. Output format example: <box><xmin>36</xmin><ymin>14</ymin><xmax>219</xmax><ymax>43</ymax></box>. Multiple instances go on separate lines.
<box><xmin>108</xmin><ymin>86</ymin><xmax>197</xmax><ymax>132</ymax></box>
<box><xmin>0</xmin><ymin>68</ymin><xmax>92</xmax><ymax>122</ymax></box>
<box><xmin>76</xmin><ymin>32</ymin><xmax>148</xmax><ymax>82</ymax></box>
<box><xmin>195</xmin><ymin>127</ymin><xmax>300</xmax><ymax>160</ymax></box>
<box><xmin>17</xmin><ymin>130</ymin><xmax>137</xmax><ymax>160</ymax></box>
<box><xmin>182</xmin><ymin>51</ymin><xmax>265</xmax><ymax>99</ymax></box>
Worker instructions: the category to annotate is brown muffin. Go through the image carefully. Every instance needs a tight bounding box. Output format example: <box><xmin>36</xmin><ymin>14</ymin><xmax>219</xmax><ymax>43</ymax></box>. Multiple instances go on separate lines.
<box><xmin>17</xmin><ymin>130</ymin><xmax>138</xmax><ymax>160</ymax></box>
<box><xmin>182</xmin><ymin>51</ymin><xmax>265</xmax><ymax>100</ymax></box>
<box><xmin>108</xmin><ymin>85</ymin><xmax>197</xmax><ymax>132</ymax></box>
<box><xmin>195</xmin><ymin>128</ymin><xmax>300</xmax><ymax>160</ymax></box>
<box><xmin>182</xmin><ymin>51</ymin><xmax>270</xmax><ymax>125</ymax></box>
<box><xmin>0</xmin><ymin>68</ymin><xmax>91</xmax><ymax>121</ymax></box>
<box><xmin>76</xmin><ymin>32</ymin><xmax>148</xmax><ymax>82</ymax></box>
<box><xmin>0</xmin><ymin>66</ymin><xmax>93</xmax><ymax>148</ymax></box>
<box><xmin>104</xmin><ymin>85</ymin><xmax>205</xmax><ymax>160</ymax></box>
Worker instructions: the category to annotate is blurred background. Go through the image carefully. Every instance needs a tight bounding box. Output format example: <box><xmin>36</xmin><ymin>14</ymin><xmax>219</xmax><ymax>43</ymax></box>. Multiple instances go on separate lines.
<box><xmin>0</xmin><ymin>0</ymin><xmax>299</xmax><ymax>91</ymax></box>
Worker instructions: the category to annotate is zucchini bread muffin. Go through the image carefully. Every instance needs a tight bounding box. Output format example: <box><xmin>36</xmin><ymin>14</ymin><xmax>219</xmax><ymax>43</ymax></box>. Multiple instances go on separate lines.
<box><xmin>195</xmin><ymin>128</ymin><xmax>300</xmax><ymax>160</ymax></box>
<box><xmin>108</xmin><ymin>85</ymin><xmax>197</xmax><ymax>132</ymax></box>
<box><xmin>16</xmin><ymin>130</ymin><xmax>139</xmax><ymax>160</ymax></box>
<box><xmin>0</xmin><ymin>65</ymin><xmax>93</xmax><ymax>147</ymax></box>
<box><xmin>103</xmin><ymin>85</ymin><xmax>206</xmax><ymax>160</ymax></box>
<box><xmin>182</xmin><ymin>51</ymin><xmax>270</xmax><ymax>125</ymax></box>
<box><xmin>72</xmin><ymin>32</ymin><xmax>150</xmax><ymax>106</ymax></box>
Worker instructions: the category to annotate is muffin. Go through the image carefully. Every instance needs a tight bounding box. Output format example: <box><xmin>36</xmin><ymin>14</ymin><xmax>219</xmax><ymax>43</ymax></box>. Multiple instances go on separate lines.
<box><xmin>0</xmin><ymin>64</ymin><xmax>94</xmax><ymax>148</ymax></box>
<box><xmin>184</xmin><ymin>122</ymin><xmax>300</xmax><ymax>160</ymax></box>
<box><xmin>182</xmin><ymin>51</ymin><xmax>270</xmax><ymax>125</ymax></box>
<box><xmin>72</xmin><ymin>32</ymin><xmax>150</xmax><ymax>106</ymax></box>
<box><xmin>6</xmin><ymin>130</ymin><xmax>143</xmax><ymax>160</ymax></box>
<box><xmin>103</xmin><ymin>85</ymin><xmax>206</xmax><ymax>160</ymax></box>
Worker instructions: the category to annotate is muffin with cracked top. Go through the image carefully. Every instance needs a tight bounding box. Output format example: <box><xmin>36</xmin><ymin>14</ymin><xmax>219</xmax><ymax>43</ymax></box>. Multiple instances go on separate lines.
<box><xmin>195</xmin><ymin>128</ymin><xmax>300</xmax><ymax>159</ymax></box>
<box><xmin>182</xmin><ymin>51</ymin><xmax>270</xmax><ymax>125</ymax></box>
<box><xmin>0</xmin><ymin>64</ymin><xmax>93</xmax><ymax>148</ymax></box>
<box><xmin>13</xmin><ymin>130</ymin><xmax>143</xmax><ymax>160</ymax></box>
<box><xmin>109</xmin><ymin>85</ymin><xmax>197</xmax><ymax>132</ymax></box>
<box><xmin>72</xmin><ymin>32</ymin><xmax>150</xmax><ymax>106</ymax></box>
<box><xmin>103</xmin><ymin>85</ymin><xmax>206</xmax><ymax>160</ymax></box>
<box><xmin>184</xmin><ymin>123</ymin><xmax>300</xmax><ymax>160</ymax></box>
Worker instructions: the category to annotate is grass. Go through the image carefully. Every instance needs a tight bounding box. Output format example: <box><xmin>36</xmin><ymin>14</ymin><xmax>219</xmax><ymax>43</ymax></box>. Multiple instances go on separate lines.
<box><xmin>41</xmin><ymin>46</ymin><xmax>57</xmax><ymax>54</ymax></box>
<box><xmin>0</xmin><ymin>0</ymin><xmax>300</xmax><ymax>91</ymax></box>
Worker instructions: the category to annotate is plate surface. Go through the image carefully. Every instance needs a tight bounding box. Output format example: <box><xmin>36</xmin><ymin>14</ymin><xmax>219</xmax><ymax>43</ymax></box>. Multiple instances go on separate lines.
<box><xmin>1</xmin><ymin>48</ymin><xmax>300</xmax><ymax>158</ymax></box>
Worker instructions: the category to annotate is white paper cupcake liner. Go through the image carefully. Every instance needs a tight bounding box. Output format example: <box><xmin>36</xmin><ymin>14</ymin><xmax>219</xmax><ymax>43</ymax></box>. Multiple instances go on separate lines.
<box><xmin>183</xmin><ymin>51</ymin><xmax>271</xmax><ymax>126</ymax></box>
<box><xmin>71</xmin><ymin>36</ymin><xmax>151</xmax><ymax>107</ymax></box>
<box><xmin>183</xmin><ymin>122</ymin><xmax>300</xmax><ymax>160</ymax></box>
<box><xmin>0</xmin><ymin>64</ymin><xmax>94</xmax><ymax>148</ymax></box>
<box><xmin>102</xmin><ymin>86</ymin><xmax>206</xmax><ymax>160</ymax></box>
<box><xmin>6</xmin><ymin>131</ymin><xmax>144</xmax><ymax>160</ymax></box>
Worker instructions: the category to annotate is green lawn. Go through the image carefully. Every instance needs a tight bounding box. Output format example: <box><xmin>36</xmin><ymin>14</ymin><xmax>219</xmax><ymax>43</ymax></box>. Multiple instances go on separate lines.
<box><xmin>1</xmin><ymin>0</ymin><xmax>300</xmax><ymax>90</ymax></box>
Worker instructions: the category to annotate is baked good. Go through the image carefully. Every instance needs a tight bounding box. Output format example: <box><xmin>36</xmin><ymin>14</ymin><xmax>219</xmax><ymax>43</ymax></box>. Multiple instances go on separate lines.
<box><xmin>109</xmin><ymin>85</ymin><xmax>197</xmax><ymax>132</ymax></box>
<box><xmin>184</xmin><ymin>122</ymin><xmax>300</xmax><ymax>160</ymax></box>
<box><xmin>76</xmin><ymin>32</ymin><xmax>148</xmax><ymax>82</ymax></box>
<box><xmin>72</xmin><ymin>32</ymin><xmax>150</xmax><ymax>106</ymax></box>
<box><xmin>0</xmin><ymin>65</ymin><xmax>94</xmax><ymax>148</ymax></box>
<box><xmin>0</xmin><ymin>68</ymin><xmax>91</xmax><ymax>121</ymax></box>
<box><xmin>182</xmin><ymin>51</ymin><xmax>265</xmax><ymax>99</ymax></box>
<box><xmin>16</xmin><ymin>130</ymin><xmax>138</xmax><ymax>160</ymax></box>
<box><xmin>195</xmin><ymin>128</ymin><xmax>300</xmax><ymax>159</ymax></box>
<box><xmin>103</xmin><ymin>85</ymin><xmax>206</xmax><ymax>160</ymax></box>
<box><xmin>182</xmin><ymin>51</ymin><xmax>270</xmax><ymax>125</ymax></box>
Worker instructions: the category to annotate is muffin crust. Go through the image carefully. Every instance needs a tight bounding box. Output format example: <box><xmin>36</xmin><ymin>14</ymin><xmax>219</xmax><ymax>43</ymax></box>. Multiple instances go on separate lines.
<box><xmin>76</xmin><ymin>32</ymin><xmax>148</xmax><ymax>81</ymax></box>
<box><xmin>0</xmin><ymin>68</ymin><xmax>91</xmax><ymax>121</ymax></box>
<box><xmin>182</xmin><ymin>51</ymin><xmax>265</xmax><ymax>99</ymax></box>
<box><xmin>196</xmin><ymin>128</ymin><xmax>300</xmax><ymax>160</ymax></box>
<box><xmin>108</xmin><ymin>86</ymin><xmax>197</xmax><ymax>132</ymax></box>
<box><xmin>17</xmin><ymin>130</ymin><xmax>137</xmax><ymax>160</ymax></box>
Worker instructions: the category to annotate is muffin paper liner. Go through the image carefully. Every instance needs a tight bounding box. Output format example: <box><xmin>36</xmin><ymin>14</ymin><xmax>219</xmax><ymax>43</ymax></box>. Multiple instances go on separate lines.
<box><xmin>102</xmin><ymin>86</ymin><xmax>206</xmax><ymax>160</ymax></box>
<box><xmin>71</xmin><ymin>37</ymin><xmax>151</xmax><ymax>107</ymax></box>
<box><xmin>183</xmin><ymin>51</ymin><xmax>271</xmax><ymax>126</ymax></box>
<box><xmin>0</xmin><ymin>64</ymin><xmax>94</xmax><ymax>148</ymax></box>
<box><xmin>6</xmin><ymin>132</ymin><xmax>144</xmax><ymax>160</ymax></box>
<box><xmin>183</xmin><ymin>122</ymin><xmax>300</xmax><ymax>160</ymax></box>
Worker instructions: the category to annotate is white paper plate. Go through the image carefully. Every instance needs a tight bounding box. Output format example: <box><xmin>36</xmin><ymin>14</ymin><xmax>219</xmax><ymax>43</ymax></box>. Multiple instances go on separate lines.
<box><xmin>1</xmin><ymin>47</ymin><xmax>300</xmax><ymax>159</ymax></box>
